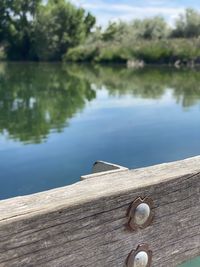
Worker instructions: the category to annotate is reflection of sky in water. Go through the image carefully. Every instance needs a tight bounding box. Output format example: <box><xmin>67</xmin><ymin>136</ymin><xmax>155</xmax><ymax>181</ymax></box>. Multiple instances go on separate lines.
<box><xmin>0</xmin><ymin>130</ymin><xmax>21</xmax><ymax>151</ymax></box>
<box><xmin>1</xmin><ymin>64</ymin><xmax>200</xmax><ymax>200</ymax></box>
<box><xmin>91</xmin><ymin>88</ymin><xmax>176</xmax><ymax>109</ymax></box>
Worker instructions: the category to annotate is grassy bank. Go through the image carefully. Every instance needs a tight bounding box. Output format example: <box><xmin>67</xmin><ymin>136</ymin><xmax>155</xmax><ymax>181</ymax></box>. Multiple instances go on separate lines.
<box><xmin>64</xmin><ymin>38</ymin><xmax>200</xmax><ymax>66</ymax></box>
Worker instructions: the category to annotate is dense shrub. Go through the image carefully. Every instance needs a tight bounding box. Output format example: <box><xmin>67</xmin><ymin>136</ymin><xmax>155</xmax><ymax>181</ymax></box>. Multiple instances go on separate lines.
<box><xmin>95</xmin><ymin>45</ymin><xmax>131</xmax><ymax>63</ymax></box>
<box><xmin>64</xmin><ymin>8</ymin><xmax>200</xmax><ymax>65</ymax></box>
<box><xmin>65</xmin><ymin>38</ymin><xmax>200</xmax><ymax>65</ymax></box>
<box><xmin>64</xmin><ymin>44</ymin><xmax>99</xmax><ymax>62</ymax></box>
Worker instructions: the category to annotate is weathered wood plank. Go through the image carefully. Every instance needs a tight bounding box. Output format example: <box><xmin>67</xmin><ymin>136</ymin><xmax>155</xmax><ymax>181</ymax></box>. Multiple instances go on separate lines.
<box><xmin>0</xmin><ymin>156</ymin><xmax>200</xmax><ymax>266</ymax></box>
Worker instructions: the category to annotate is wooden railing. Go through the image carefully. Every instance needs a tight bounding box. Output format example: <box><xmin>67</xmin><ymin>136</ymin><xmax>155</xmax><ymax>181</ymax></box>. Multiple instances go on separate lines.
<box><xmin>0</xmin><ymin>156</ymin><xmax>200</xmax><ymax>267</ymax></box>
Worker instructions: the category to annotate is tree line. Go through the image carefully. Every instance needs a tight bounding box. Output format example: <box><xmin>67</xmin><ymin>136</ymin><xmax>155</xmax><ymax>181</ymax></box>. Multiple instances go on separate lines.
<box><xmin>65</xmin><ymin>8</ymin><xmax>200</xmax><ymax>65</ymax></box>
<box><xmin>1</xmin><ymin>2</ymin><xmax>200</xmax><ymax>63</ymax></box>
<box><xmin>0</xmin><ymin>0</ymin><xmax>95</xmax><ymax>60</ymax></box>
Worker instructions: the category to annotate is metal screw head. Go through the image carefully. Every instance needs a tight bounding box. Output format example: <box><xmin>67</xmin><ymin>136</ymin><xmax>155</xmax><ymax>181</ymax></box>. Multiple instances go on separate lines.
<box><xmin>134</xmin><ymin>203</ymin><xmax>151</xmax><ymax>226</ymax></box>
<box><xmin>134</xmin><ymin>251</ymin><xmax>148</xmax><ymax>267</ymax></box>
<box><xmin>126</xmin><ymin>244</ymin><xmax>152</xmax><ymax>267</ymax></box>
<box><xmin>127</xmin><ymin>197</ymin><xmax>154</xmax><ymax>231</ymax></box>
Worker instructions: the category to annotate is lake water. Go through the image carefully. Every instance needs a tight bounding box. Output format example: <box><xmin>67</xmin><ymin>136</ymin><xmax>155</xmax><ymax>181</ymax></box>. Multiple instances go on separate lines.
<box><xmin>0</xmin><ymin>63</ymin><xmax>200</xmax><ymax>266</ymax></box>
<box><xmin>1</xmin><ymin>63</ymin><xmax>200</xmax><ymax>200</ymax></box>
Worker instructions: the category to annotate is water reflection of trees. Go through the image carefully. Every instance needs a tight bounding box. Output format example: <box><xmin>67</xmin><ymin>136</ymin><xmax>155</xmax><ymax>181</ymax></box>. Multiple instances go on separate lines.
<box><xmin>69</xmin><ymin>65</ymin><xmax>200</xmax><ymax>107</ymax></box>
<box><xmin>0</xmin><ymin>63</ymin><xmax>96</xmax><ymax>143</ymax></box>
<box><xmin>1</xmin><ymin>63</ymin><xmax>200</xmax><ymax>144</ymax></box>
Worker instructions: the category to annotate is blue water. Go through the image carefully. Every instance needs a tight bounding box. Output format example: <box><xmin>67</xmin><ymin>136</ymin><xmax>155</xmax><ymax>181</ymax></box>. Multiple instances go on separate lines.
<box><xmin>0</xmin><ymin>64</ymin><xmax>200</xmax><ymax>201</ymax></box>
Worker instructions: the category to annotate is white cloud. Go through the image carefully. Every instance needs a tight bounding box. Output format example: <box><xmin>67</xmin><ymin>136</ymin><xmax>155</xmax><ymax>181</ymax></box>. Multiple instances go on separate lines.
<box><xmin>70</xmin><ymin>0</ymin><xmax>199</xmax><ymax>27</ymax></box>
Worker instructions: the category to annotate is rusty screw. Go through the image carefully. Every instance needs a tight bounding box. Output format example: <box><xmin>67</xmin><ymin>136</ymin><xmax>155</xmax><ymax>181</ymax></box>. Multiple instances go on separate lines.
<box><xmin>128</xmin><ymin>197</ymin><xmax>154</xmax><ymax>231</ymax></box>
<box><xmin>126</xmin><ymin>244</ymin><xmax>152</xmax><ymax>267</ymax></box>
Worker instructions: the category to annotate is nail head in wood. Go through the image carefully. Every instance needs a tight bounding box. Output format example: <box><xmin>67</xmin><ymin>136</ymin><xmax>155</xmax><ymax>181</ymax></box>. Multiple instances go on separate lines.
<box><xmin>126</xmin><ymin>244</ymin><xmax>152</xmax><ymax>267</ymax></box>
<box><xmin>128</xmin><ymin>197</ymin><xmax>154</xmax><ymax>231</ymax></box>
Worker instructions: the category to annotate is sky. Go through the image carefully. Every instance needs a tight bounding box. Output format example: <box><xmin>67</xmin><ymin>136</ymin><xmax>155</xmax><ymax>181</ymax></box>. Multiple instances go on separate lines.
<box><xmin>71</xmin><ymin>0</ymin><xmax>200</xmax><ymax>27</ymax></box>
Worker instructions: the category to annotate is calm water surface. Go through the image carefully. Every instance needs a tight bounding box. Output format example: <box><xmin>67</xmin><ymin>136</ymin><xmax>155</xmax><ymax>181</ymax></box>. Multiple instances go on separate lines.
<box><xmin>1</xmin><ymin>63</ymin><xmax>200</xmax><ymax>200</ymax></box>
<box><xmin>1</xmin><ymin>63</ymin><xmax>200</xmax><ymax>266</ymax></box>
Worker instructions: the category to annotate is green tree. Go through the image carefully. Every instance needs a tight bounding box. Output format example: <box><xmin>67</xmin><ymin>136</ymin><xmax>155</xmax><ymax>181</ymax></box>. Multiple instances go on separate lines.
<box><xmin>172</xmin><ymin>8</ymin><xmax>200</xmax><ymax>38</ymax></box>
<box><xmin>102</xmin><ymin>22</ymin><xmax>119</xmax><ymax>41</ymax></box>
<box><xmin>0</xmin><ymin>0</ymin><xmax>95</xmax><ymax>61</ymax></box>
<box><xmin>132</xmin><ymin>16</ymin><xmax>169</xmax><ymax>39</ymax></box>
<box><xmin>34</xmin><ymin>0</ymin><xmax>95</xmax><ymax>61</ymax></box>
<box><xmin>0</xmin><ymin>0</ymin><xmax>41</xmax><ymax>60</ymax></box>
<box><xmin>102</xmin><ymin>21</ymin><xmax>130</xmax><ymax>42</ymax></box>
<box><xmin>84</xmin><ymin>12</ymin><xmax>96</xmax><ymax>35</ymax></box>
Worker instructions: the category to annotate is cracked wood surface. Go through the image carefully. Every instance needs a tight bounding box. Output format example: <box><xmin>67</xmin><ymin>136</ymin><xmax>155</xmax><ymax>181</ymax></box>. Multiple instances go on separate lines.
<box><xmin>0</xmin><ymin>156</ymin><xmax>200</xmax><ymax>266</ymax></box>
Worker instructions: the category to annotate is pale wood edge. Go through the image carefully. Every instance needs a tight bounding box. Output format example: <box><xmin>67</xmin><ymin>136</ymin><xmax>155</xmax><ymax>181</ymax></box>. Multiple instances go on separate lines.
<box><xmin>81</xmin><ymin>168</ymin><xmax>128</xmax><ymax>180</ymax></box>
<box><xmin>1</xmin><ymin>155</ymin><xmax>200</xmax><ymax>223</ymax></box>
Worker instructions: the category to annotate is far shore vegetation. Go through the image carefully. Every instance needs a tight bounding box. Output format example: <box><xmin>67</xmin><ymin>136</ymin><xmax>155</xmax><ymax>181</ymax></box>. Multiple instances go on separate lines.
<box><xmin>65</xmin><ymin>8</ymin><xmax>200</xmax><ymax>66</ymax></box>
<box><xmin>1</xmin><ymin>1</ymin><xmax>200</xmax><ymax>66</ymax></box>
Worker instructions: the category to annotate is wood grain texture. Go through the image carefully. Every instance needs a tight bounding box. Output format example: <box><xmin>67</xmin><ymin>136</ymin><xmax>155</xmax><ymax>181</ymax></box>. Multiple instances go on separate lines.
<box><xmin>0</xmin><ymin>156</ymin><xmax>200</xmax><ymax>267</ymax></box>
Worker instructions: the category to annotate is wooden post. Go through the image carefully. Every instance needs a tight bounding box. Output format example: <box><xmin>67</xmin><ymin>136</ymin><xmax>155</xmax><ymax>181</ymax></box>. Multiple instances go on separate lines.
<box><xmin>0</xmin><ymin>156</ymin><xmax>200</xmax><ymax>266</ymax></box>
